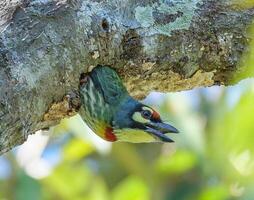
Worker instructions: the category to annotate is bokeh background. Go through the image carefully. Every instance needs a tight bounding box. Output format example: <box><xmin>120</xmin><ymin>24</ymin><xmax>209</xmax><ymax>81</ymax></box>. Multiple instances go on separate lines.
<box><xmin>1</xmin><ymin>79</ymin><xmax>254</xmax><ymax>200</ymax></box>
<box><xmin>1</xmin><ymin>2</ymin><xmax>254</xmax><ymax>200</ymax></box>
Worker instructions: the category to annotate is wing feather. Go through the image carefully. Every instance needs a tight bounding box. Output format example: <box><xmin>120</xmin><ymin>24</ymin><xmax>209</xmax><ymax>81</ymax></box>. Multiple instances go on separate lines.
<box><xmin>89</xmin><ymin>66</ymin><xmax>128</xmax><ymax>105</ymax></box>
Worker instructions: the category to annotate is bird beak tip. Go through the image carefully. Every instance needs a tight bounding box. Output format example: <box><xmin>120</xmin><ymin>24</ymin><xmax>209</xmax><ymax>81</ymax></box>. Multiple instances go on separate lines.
<box><xmin>145</xmin><ymin>121</ymin><xmax>179</xmax><ymax>143</ymax></box>
<box><xmin>155</xmin><ymin>122</ymin><xmax>179</xmax><ymax>134</ymax></box>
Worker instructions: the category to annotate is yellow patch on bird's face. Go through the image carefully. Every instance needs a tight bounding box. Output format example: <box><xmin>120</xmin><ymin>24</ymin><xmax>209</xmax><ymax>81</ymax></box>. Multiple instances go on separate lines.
<box><xmin>114</xmin><ymin>128</ymin><xmax>157</xmax><ymax>143</ymax></box>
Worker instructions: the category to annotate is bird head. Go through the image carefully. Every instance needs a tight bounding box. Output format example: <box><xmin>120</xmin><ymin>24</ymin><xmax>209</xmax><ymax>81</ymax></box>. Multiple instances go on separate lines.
<box><xmin>79</xmin><ymin>65</ymin><xmax>178</xmax><ymax>143</ymax></box>
<box><xmin>112</xmin><ymin>98</ymin><xmax>178</xmax><ymax>143</ymax></box>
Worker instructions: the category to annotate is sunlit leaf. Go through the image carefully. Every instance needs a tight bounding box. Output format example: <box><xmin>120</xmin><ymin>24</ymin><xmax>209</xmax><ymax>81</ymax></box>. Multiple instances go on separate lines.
<box><xmin>87</xmin><ymin>177</ymin><xmax>109</xmax><ymax>200</ymax></box>
<box><xmin>208</xmin><ymin>89</ymin><xmax>254</xmax><ymax>184</ymax></box>
<box><xmin>63</xmin><ymin>139</ymin><xmax>94</xmax><ymax>161</ymax></box>
<box><xmin>112</xmin><ymin>176</ymin><xmax>150</xmax><ymax>200</ymax></box>
<box><xmin>236</xmin><ymin>23</ymin><xmax>254</xmax><ymax>81</ymax></box>
<box><xmin>211</xmin><ymin>91</ymin><xmax>254</xmax><ymax>155</ymax></box>
<box><xmin>41</xmin><ymin>163</ymin><xmax>92</xmax><ymax>199</ymax></box>
<box><xmin>198</xmin><ymin>185</ymin><xmax>229</xmax><ymax>200</ymax></box>
<box><xmin>156</xmin><ymin>150</ymin><xmax>197</xmax><ymax>175</ymax></box>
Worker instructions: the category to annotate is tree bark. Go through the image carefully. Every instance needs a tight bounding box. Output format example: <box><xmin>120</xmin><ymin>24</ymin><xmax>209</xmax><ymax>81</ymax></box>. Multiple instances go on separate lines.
<box><xmin>0</xmin><ymin>0</ymin><xmax>253</xmax><ymax>154</ymax></box>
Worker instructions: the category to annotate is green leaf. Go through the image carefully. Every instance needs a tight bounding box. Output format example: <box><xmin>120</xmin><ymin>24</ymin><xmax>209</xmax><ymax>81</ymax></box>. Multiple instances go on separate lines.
<box><xmin>198</xmin><ymin>185</ymin><xmax>229</xmax><ymax>200</ymax></box>
<box><xmin>156</xmin><ymin>150</ymin><xmax>197</xmax><ymax>175</ymax></box>
<box><xmin>112</xmin><ymin>176</ymin><xmax>150</xmax><ymax>200</ymax></box>
<box><xmin>63</xmin><ymin>139</ymin><xmax>94</xmax><ymax>161</ymax></box>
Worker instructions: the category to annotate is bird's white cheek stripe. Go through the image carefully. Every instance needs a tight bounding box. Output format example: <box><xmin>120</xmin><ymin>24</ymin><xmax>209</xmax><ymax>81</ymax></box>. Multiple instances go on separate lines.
<box><xmin>132</xmin><ymin>112</ymin><xmax>149</xmax><ymax>123</ymax></box>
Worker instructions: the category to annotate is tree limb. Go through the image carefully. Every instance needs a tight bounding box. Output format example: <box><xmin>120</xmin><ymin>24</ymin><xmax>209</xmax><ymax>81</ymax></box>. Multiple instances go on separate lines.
<box><xmin>0</xmin><ymin>0</ymin><xmax>253</xmax><ymax>154</ymax></box>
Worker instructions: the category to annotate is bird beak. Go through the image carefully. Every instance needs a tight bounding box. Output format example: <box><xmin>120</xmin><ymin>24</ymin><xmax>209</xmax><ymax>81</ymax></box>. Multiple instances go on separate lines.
<box><xmin>145</xmin><ymin>122</ymin><xmax>179</xmax><ymax>142</ymax></box>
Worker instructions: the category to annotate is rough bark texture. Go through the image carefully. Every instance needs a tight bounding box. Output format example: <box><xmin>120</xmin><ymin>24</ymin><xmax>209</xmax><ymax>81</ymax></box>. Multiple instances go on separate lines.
<box><xmin>0</xmin><ymin>0</ymin><xmax>253</xmax><ymax>154</ymax></box>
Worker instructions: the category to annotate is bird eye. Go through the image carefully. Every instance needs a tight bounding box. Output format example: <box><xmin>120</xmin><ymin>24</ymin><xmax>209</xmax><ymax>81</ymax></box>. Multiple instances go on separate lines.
<box><xmin>141</xmin><ymin>110</ymin><xmax>152</xmax><ymax>119</ymax></box>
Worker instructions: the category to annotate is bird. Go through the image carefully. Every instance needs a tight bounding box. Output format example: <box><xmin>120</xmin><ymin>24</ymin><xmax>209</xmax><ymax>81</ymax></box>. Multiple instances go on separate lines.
<box><xmin>79</xmin><ymin>65</ymin><xmax>178</xmax><ymax>143</ymax></box>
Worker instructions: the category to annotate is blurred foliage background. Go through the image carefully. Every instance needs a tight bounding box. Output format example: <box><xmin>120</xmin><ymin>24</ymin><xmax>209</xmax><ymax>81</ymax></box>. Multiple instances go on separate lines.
<box><xmin>1</xmin><ymin>79</ymin><xmax>254</xmax><ymax>200</ymax></box>
<box><xmin>1</xmin><ymin>2</ymin><xmax>254</xmax><ymax>200</ymax></box>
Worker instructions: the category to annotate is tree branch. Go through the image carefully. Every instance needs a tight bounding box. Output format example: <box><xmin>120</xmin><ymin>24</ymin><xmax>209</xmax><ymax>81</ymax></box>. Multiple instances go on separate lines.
<box><xmin>0</xmin><ymin>0</ymin><xmax>253</xmax><ymax>154</ymax></box>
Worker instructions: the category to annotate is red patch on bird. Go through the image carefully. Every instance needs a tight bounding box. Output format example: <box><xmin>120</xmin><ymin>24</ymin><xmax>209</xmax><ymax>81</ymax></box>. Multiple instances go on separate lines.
<box><xmin>105</xmin><ymin>127</ymin><xmax>117</xmax><ymax>142</ymax></box>
<box><xmin>152</xmin><ymin>110</ymin><xmax>160</xmax><ymax>120</ymax></box>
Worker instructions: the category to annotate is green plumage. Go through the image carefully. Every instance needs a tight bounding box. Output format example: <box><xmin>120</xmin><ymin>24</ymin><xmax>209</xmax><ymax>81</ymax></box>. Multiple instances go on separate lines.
<box><xmin>79</xmin><ymin>66</ymin><xmax>130</xmax><ymax>139</ymax></box>
<box><xmin>87</xmin><ymin>66</ymin><xmax>128</xmax><ymax>105</ymax></box>
<box><xmin>79</xmin><ymin>65</ymin><xmax>179</xmax><ymax>142</ymax></box>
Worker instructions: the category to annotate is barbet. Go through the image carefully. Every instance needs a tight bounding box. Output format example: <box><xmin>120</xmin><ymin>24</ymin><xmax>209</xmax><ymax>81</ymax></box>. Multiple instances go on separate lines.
<box><xmin>79</xmin><ymin>65</ymin><xmax>178</xmax><ymax>143</ymax></box>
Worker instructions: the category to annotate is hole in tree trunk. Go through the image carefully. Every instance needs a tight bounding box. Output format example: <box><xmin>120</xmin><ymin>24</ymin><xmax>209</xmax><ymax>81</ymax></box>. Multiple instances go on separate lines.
<box><xmin>101</xmin><ymin>18</ymin><xmax>109</xmax><ymax>31</ymax></box>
